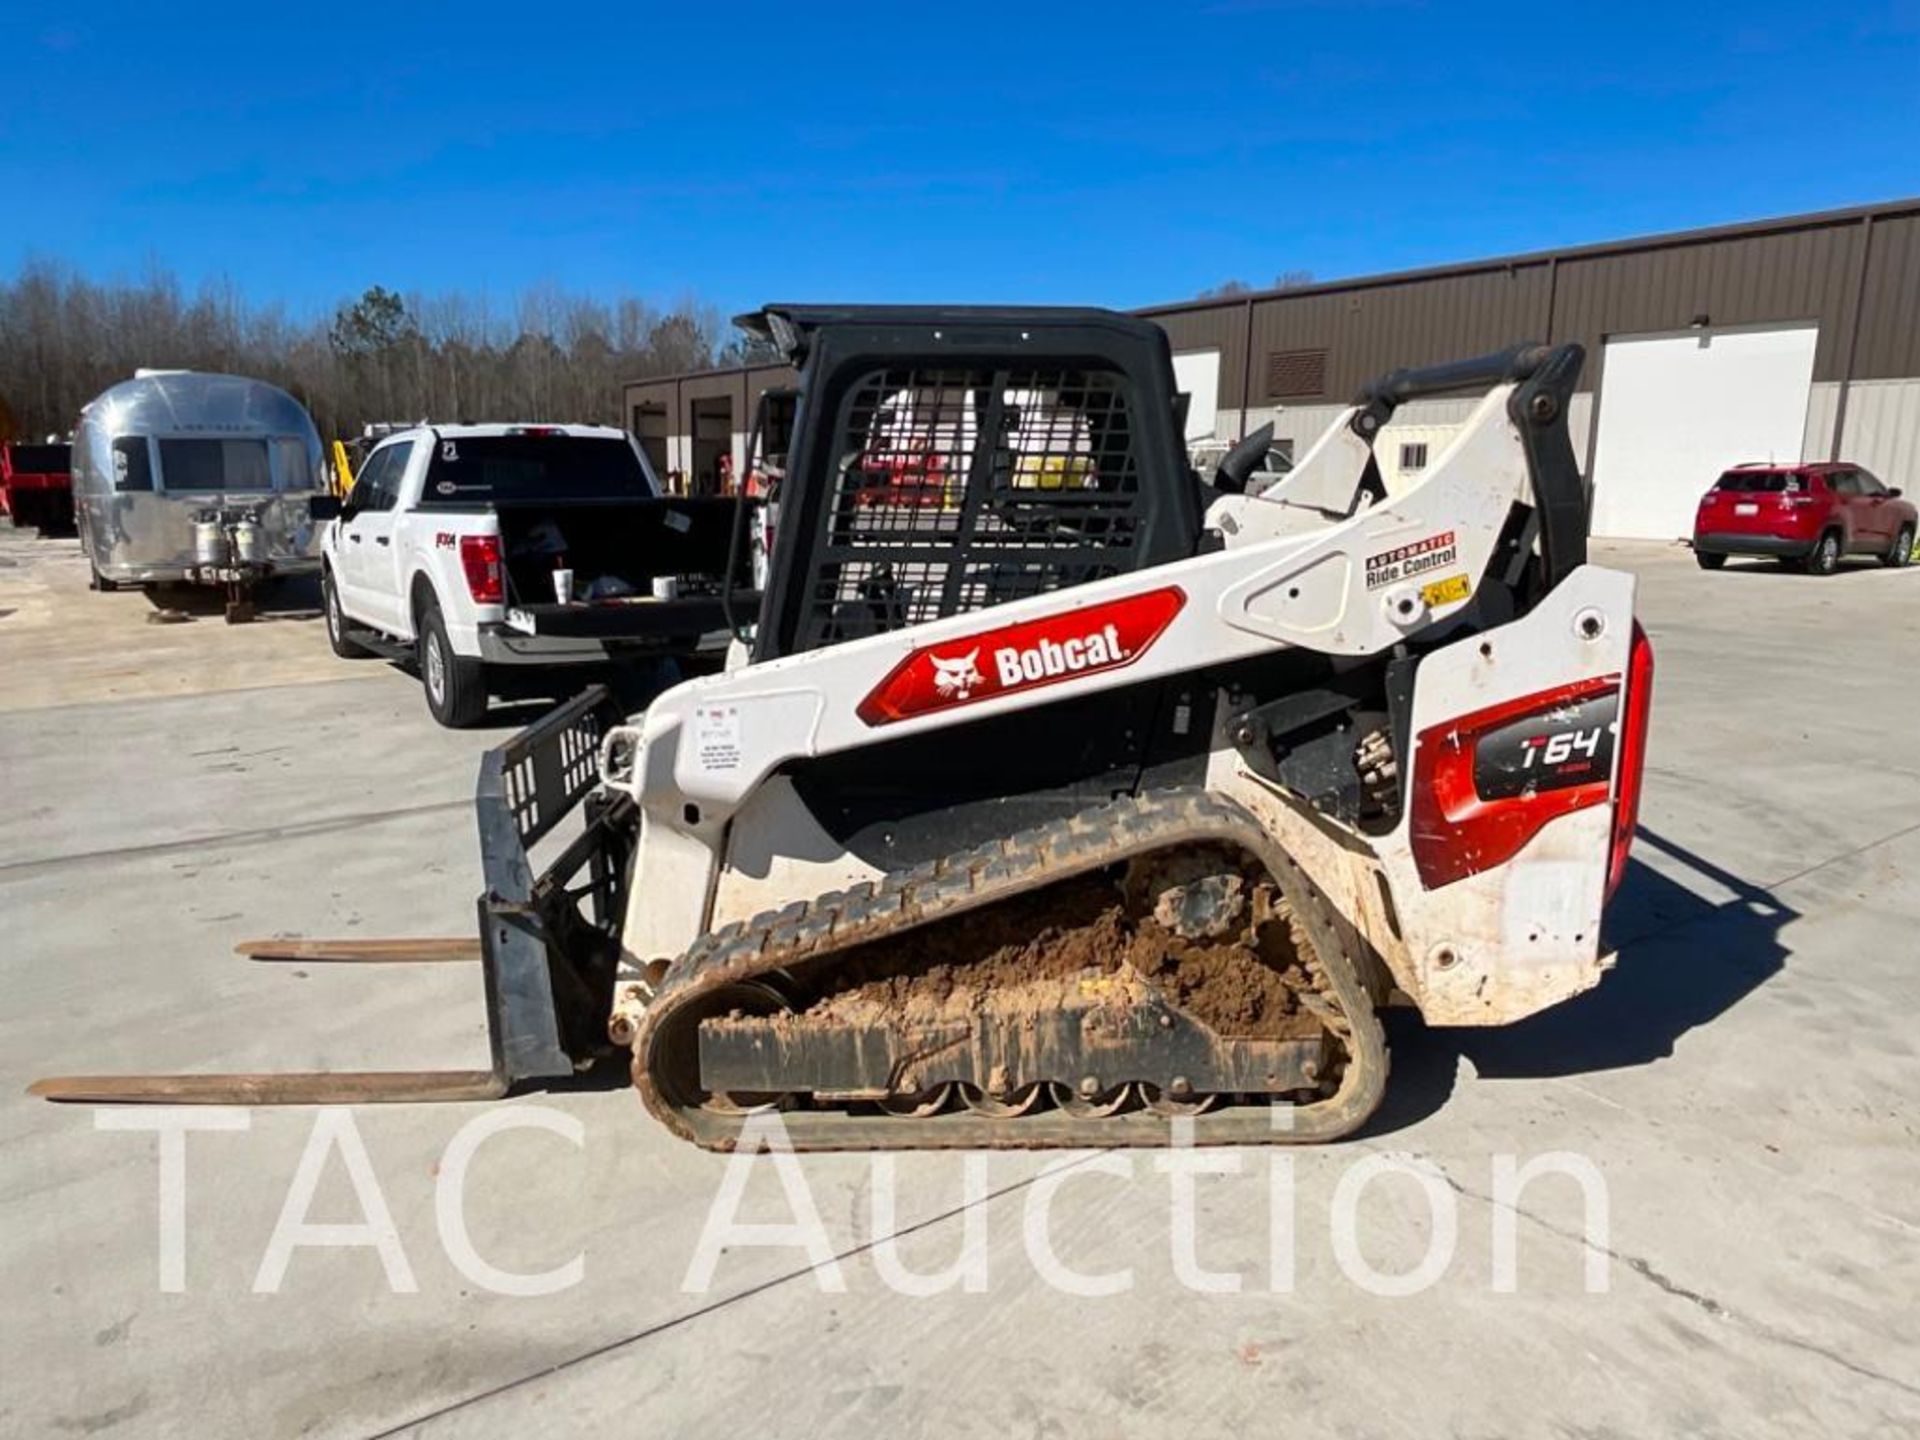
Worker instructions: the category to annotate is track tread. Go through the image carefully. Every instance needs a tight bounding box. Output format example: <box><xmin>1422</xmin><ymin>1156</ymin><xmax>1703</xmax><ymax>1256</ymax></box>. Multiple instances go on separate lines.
<box><xmin>635</xmin><ymin>788</ymin><xmax>1388</xmax><ymax>1152</ymax></box>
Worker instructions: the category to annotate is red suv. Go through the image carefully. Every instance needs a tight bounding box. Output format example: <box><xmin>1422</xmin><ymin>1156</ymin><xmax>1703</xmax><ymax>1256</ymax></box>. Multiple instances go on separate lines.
<box><xmin>1693</xmin><ymin>463</ymin><xmax>1916</xmax><ymax>574</ymax></box>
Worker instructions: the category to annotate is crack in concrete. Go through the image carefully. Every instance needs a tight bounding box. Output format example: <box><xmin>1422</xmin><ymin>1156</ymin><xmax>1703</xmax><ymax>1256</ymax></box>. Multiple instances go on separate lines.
<box><xmin>356</xmin><ymin>1153</ymin><xmax>1109</xmax><ymax>1440</ymax></box>
<box><xmin>0</xmin><ymin>799</ymin><xmax>471</xmax><ymax>881</ymax></box>
<box><xmin>1393</xmin><ymin>1145</ymin><xmax>1920</xmax><ymax>1404</ymax></box>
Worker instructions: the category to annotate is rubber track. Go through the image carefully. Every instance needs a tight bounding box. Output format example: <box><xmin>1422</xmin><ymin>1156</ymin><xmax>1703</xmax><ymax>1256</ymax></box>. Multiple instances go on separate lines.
<box><xmin>633</xmin><ymin>788</ymin><xmax>1389</xmax><ymax>1152</ymax></box>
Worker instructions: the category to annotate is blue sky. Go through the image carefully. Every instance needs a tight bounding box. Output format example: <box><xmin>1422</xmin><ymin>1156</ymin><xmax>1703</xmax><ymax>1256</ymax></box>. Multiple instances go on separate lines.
<box><xmin>3</xmin><ymin>1</ymin><xmax>1916</xmax><ymax>322</ymax></box>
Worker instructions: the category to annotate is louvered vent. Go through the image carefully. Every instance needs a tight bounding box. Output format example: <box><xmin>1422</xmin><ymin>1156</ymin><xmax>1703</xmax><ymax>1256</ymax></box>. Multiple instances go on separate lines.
<box><xmin>1265</xmin><ymin>348</ymin><xmax>1328</xmax><ymax>399</ymax></box>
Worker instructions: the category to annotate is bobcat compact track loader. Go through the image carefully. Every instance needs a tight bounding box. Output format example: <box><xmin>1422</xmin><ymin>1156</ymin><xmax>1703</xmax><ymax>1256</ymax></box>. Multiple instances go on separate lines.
<box><xmin>36</xmin><ymin>306</ymin><xmax>1653</xmax><ymax>1151</ymax></box>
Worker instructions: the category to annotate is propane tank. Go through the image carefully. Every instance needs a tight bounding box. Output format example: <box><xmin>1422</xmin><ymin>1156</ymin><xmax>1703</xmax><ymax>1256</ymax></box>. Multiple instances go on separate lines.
<box><xmin>233</xmin><ymin>516</ymin><xmax>264</xmax><ymax>565</ymax></box>
<box><xmin>192</xmin><ymin>517</ymin><xmax>229</xmax><ymax>568</ymax></box>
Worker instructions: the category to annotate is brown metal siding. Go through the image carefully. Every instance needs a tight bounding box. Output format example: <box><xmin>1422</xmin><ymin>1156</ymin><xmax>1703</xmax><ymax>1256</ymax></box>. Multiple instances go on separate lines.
<box><xmin>1852</xmin><ymin>212</ymin><xmax>1920</xmax><ymax>379</ymax></box>
<box><xmin>676</xmin><ymin>369</ymin><xmax>745</xmax><ymax>440</ymax></box>
<box><xmin>743</xmin><ymin>364</ymin><xmax>800</xmax><ymax>408</ymax></box>
<box><xmin>624</xmin><ymin>377</ymin><xmax>677</xmax><ymax>421</ymax></box>
<box><xmin>1550</xmin><ymin>223</ymin><xmax>1865</xmax><ymax>380</ymax></box>
<box><xmin>618</xmin><ymin>202</ymin><xmax>1920</xmax><ymax>424</ymax></box>
<box><xmin>1246</xmin><ymin>265</ymin><xmax>1552</xmax><ymax>401</ymax></box>
<box><xmin>1145</xmin><ymin>305</ymin><xmax>1247</xmax><ymax>410</ymax></box>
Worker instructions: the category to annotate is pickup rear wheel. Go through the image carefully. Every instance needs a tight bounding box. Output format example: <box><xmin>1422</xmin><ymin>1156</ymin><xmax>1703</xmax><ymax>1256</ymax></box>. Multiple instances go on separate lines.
<box><xmin>322</xmin><ymin>568</ymin><xmax>371</xmax><ymax>659</ymax></box>
<box><xmin>417</xmin><ymin>601</ymin><xmax>488</xmax><ymax>728</ymax></box>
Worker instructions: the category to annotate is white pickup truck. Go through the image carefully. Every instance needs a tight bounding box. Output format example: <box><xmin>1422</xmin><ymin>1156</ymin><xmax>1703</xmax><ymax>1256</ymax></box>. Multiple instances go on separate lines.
<box><xmin>320</xmin><ymin>423</ymin><xmax>759</xmax><ymax>726</ymax></box>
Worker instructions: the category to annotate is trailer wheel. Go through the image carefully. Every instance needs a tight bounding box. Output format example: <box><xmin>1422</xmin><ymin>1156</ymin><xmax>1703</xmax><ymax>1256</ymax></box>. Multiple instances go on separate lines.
<box><xmin>322</xmin><ymin>568</ymin><xmax>371</xmax><ymax>658</ymax></box>
<box><xmin>417</xmin><ymin>601</ymin><xmax>487</xmax><ymax>728</ymax></box>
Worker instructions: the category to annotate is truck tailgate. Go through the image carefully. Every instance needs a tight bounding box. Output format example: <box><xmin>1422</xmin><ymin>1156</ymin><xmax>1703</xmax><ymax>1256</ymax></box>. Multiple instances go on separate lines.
<box><xmin>503</xmin><ymin>592</ymin><xmax>761</xmax><ymax>640</ymax></box>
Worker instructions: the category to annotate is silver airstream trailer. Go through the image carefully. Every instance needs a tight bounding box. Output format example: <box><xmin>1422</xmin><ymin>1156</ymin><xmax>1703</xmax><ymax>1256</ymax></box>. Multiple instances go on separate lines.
<box><xmin>72</xmin><ymin>371</ymin><xmax>334</xmax><ymax>617</ymax></box>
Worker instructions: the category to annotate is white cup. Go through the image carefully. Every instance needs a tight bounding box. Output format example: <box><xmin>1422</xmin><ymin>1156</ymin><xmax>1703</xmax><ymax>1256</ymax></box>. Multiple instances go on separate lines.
<box><xmin>553</xmin><ymin>568</ymin><xmax>574</xmax><ymax>604</ymax></box>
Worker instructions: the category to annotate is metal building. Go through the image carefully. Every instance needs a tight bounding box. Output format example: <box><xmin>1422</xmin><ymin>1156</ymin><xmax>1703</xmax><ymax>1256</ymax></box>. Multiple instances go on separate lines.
<box><xmin>623</xmin><ymin>198</ymin><xmax>1920</xmax><ymax>540</ymax></box>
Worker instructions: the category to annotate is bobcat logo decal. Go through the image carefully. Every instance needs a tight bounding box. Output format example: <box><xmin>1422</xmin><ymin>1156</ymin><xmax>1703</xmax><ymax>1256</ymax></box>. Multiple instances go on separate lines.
<box><xmin>929</xmin><ymin>649</ymin><xmax>983</xmax><ymax>700</ymax></box>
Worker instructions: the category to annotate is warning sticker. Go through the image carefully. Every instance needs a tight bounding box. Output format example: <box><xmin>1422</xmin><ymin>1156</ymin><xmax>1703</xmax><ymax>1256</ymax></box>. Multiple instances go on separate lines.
<box><xmin>1366</xmin><ymin>530</ymin><xmax>1458</xmax><ymax>590</ymax></box>
<box><xmin>694</xmin><ymin>704</ymin><xmax>741</xmax><ymax>772</ymax></box>
<box><xmin>1419</xmin><ymin>572</ymin><xmax>1472</xmax><ymax>608</ymax></box>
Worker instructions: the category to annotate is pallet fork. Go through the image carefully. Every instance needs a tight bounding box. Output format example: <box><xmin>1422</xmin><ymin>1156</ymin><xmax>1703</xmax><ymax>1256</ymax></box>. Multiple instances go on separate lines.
<box><xmin>31</xmin><ymin>687</ymin><xmax>632</xmax><ymax>1105</ymax></box>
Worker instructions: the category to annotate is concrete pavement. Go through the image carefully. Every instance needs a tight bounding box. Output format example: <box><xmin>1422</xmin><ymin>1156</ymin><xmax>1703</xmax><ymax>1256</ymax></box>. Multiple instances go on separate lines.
<box><xmin>2</xmin><ymin>529</ymin><xmax>1915</xmax><ymax>1438</ymax></box>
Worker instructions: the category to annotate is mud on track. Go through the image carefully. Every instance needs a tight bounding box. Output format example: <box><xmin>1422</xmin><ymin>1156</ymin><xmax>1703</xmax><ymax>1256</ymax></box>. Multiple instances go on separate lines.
<box><xmin>789</xmin><ymin>860</ymin><xmax>1325</xmax><ymax>1042</ymax></box>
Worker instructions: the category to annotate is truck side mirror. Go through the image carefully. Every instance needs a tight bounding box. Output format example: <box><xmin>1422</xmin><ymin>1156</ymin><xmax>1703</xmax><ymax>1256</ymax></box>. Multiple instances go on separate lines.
<box><xmin>1889</xmin><ymin>487</ymin><xmax>1904</xmax><ymax>499</ymax></box>
<box><xmin>309</xmin><ymin>494</ymin><xmax>343</xmax><ymax>521</ymax></box>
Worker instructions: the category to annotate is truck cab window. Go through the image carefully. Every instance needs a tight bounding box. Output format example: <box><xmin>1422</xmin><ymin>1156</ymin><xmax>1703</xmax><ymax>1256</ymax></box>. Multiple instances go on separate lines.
<box><xmin>373</xmin><ymin>441</ymin><xmax>414</xmax><ymax>510</ymax></box>
<box><xmin>112</xmin><ymin>437</ymin><xmax>154</xmax><ymax>492</ymax></box>
<box><xmin>346</xmin><ymin>449</ymin><xmax>390</xmax><ymax>512</ymax></box>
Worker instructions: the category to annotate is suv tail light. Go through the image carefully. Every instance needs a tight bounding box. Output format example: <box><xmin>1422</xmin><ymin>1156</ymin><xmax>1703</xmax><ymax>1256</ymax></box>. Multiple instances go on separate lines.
<box><xmin>459</xmin><ymin>534</ymin><xmax>504</xmax><ymax>605</ymax></box>
<box><xmin>1605</xmin><ymin>621</ymin><xmax>1655</xmax><ymax>901</ymax></box>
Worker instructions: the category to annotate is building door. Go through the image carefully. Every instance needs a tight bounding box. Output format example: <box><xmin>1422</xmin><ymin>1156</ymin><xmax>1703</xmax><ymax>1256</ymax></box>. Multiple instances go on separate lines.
<box><xmin>690</xmin><ymin>397</ymin><xmax>734</xmax><ymax>495</ymax></box>
<box><xmin>631</xmin><ymin>403</ymin><xmax>669</xmax><ymax>480</ymax></box>
<box><xmin>1172</xmin><ymin>349</ymin><xmax>1221</xmax><ymax>442</ymax></box>
<box><xmin>1590</xmin><ymin>323</ymin><xmax>1818</xmax><ymax>540</ymax></box>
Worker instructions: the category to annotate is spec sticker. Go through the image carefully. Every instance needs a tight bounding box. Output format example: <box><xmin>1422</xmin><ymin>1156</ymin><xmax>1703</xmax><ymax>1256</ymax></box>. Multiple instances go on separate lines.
<box><xmin>694</xmin><ymin>704</ymin><xmax>742</xmax><ymax>772</ymax></box>
<box><xmin>441</xmin><ymin>440</ymin><xmax>459</xmax><ymax>462</ymax></box>
<box><xmin>1366</xmin><ymin>530</ymin><xmax>1458</xmax><ymax>590</ymax></box>
<box><xmin>662</xmin><ymin>509</ymin><xmax>693</xmax><ymax>533</ymax></box>
<box><xmin>1419</xmin><ymin>572</ymin><xmax>1471</xmax><ymax>608</ymax></box>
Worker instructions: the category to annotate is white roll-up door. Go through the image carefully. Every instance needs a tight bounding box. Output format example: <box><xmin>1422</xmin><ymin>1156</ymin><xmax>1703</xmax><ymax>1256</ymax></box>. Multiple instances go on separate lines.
<box><xmin>1590</xmin><ymin>324</ymin><xmax>1818</xmax><ymax>539</ymax></box>
<box><xmin>1172</xmin><ymin>350</ymin><xmax>1221</xmax><ymax>442</ymax></box>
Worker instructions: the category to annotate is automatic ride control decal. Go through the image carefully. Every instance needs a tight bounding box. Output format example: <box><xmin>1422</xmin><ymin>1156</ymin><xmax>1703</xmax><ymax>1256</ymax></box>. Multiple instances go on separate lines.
<box><xmin>1367</xmin><ymin>530</ymin><xmax>1458</xmax><ymax>590</ymax></box>
<box><xmin>856</xmin><ymin>586</ymin><xmax>1186</xmax><ymax>726</ymax></box>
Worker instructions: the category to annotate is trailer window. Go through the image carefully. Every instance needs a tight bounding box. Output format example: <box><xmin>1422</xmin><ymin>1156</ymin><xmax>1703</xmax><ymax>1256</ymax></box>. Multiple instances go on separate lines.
<box><xmin>273</xmin><ymin>437</ymin><xmax>314</xmax><ymax>492</ymax></box>
<box><xmin>419</xmin><ymin>435</ymin><xmax>653</xmax><ymax>506</ymax></box>
<box><xmin>112</xmin><ymin>437</ymin><xmax>154</xmax><ymax>492</ymax></box>
<box><xmin>157</xmin><ymin>438</ymin><xmax>274</xmax><ymax>492</ymax></box>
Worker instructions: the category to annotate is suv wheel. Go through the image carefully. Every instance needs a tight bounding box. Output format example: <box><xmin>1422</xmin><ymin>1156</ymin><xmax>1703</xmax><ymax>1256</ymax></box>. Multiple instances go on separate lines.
<box><xmin>1803</xmin><ymin>531</ymin><xmax>1841</xmax><ymax>576</ymax></box>
<box><xmin>1695</xmin><ymin>550</ymin><xmax>1726</xmax><ymax>570</ymax></box>
<box><xmin>323</xmin><ymin>568</ymin><xmax>370</xmax><ymax>658</ymax></box>
<box><xmin>417</xmin><ymin>601</ymin><xmax>488</xmax><ymax>727</ymax></box>
<box><xmin>1884</xmin><ymin>525</ymin><xmax>1915</xmax><ymax>569</ymax></box>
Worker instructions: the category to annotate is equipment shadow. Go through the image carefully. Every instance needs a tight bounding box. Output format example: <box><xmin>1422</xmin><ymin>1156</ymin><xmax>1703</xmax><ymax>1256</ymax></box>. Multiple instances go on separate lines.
<box><xmin>1363</xmin><ymin>826</ymin><xmax>1795</xmax><ymax>1137</ymax></box>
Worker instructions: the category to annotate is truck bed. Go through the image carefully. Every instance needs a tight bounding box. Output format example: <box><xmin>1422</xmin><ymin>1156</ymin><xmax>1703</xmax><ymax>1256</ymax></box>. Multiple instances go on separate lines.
<box><xmin>503</xmin><ymin>591</ymin><xmax>761</xmax><ymax>641</ymax></box>
<box><xmin>495</xmin><ymin>494</ymin><xmax>758</xmax><ymax>646</ymax></box>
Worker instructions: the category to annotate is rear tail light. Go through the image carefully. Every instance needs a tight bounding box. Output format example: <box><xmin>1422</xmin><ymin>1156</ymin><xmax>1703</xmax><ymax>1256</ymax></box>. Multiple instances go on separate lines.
<box><xmin>1408</xmin><ymin>676</ymin><xmax>1620</xmax><ymax>890</ymax></box>
<box><xmin>459</xmin><ymin>534</ymin><xmax>504</xmax><ymax>605</ymax></box>
<box><xmin>1605</xmin><ymin>621</ymin><xmax>1655</xmax><ymax>901</ymax></box>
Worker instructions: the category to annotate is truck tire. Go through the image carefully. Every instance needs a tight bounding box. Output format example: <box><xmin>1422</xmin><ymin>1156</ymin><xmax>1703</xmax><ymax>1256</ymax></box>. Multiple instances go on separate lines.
<box><xmin>322</xmin><ymin>567</ymin><xmax>372</xmax><ymax>658</ymax></box>
<box><xmin>1884</xmin><ymin>524</ymin><xmax>1915</xmax><ymax>569</ymax></box>
<box><xmin>88</xmin><ymin>556</ymin><xmax>119</xmax><ymax>592</ymax></box>
<box><xmin>417</xmin><ymin>600</ymin><xmax>488</xmax><ymax>728</ymax></box>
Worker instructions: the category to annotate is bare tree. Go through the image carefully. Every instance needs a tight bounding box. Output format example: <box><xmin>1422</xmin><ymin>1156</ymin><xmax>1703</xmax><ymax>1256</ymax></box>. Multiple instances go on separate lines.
<box><xmin>0</xmin><ymin>264</ymin><xmax>737</xmax><ymax>441</ymax></box>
